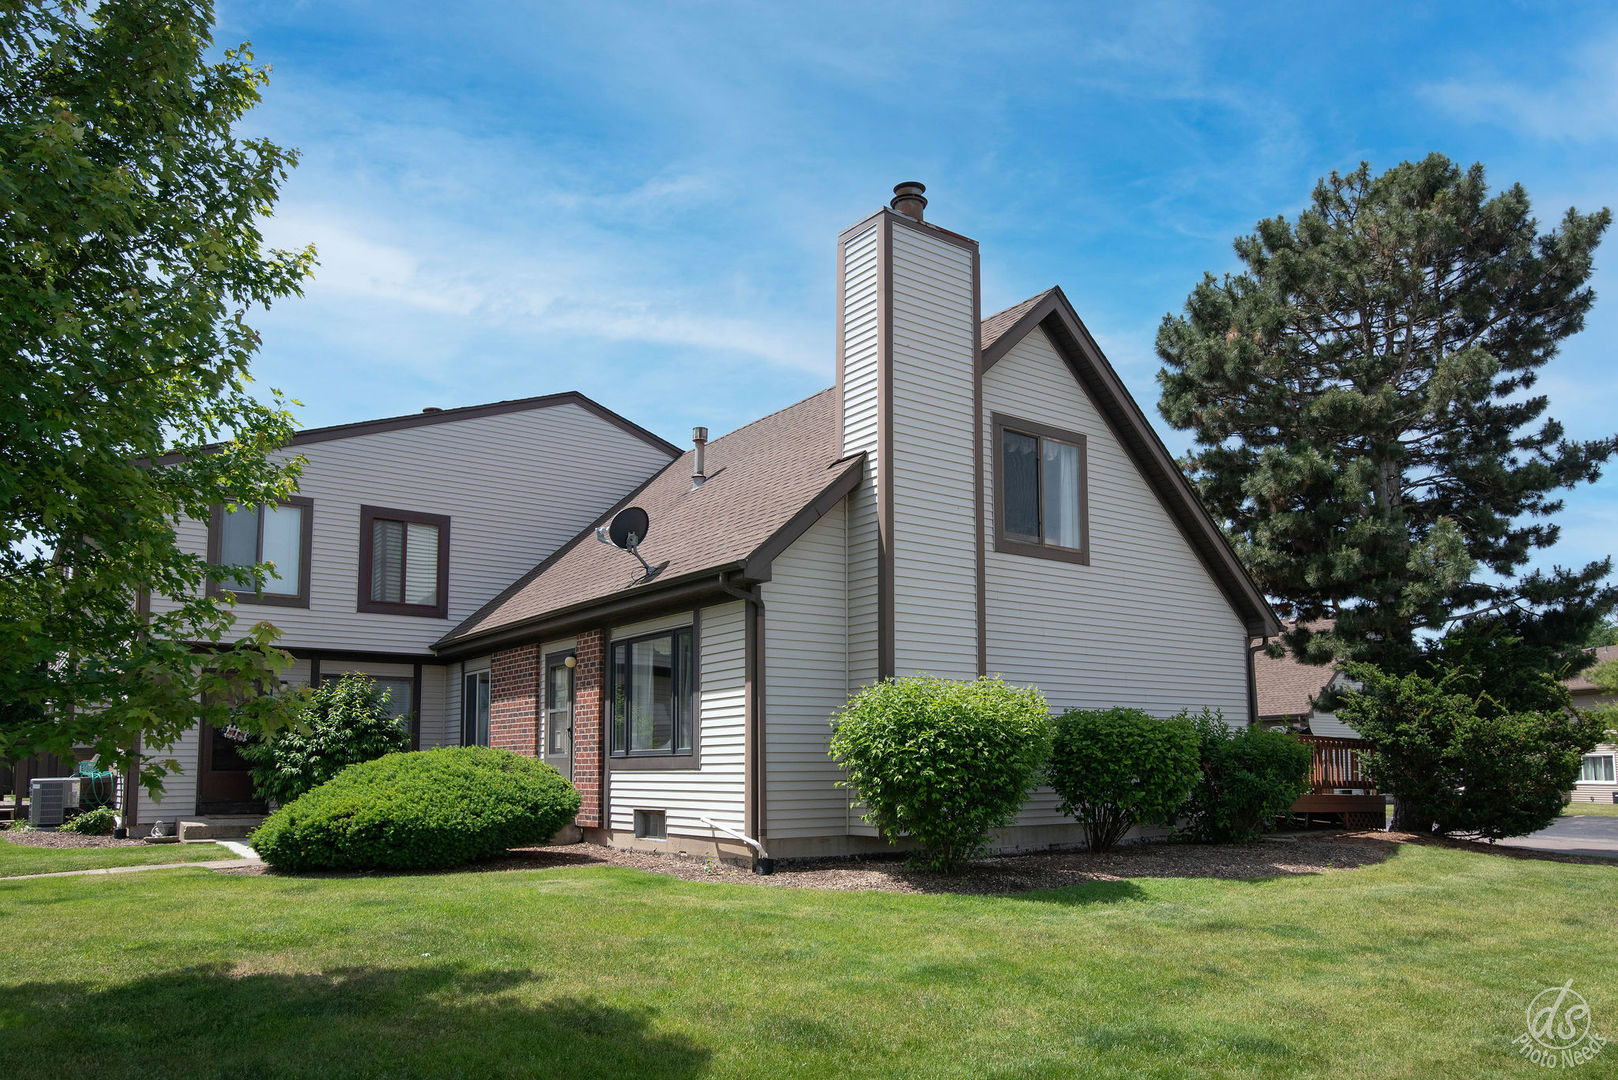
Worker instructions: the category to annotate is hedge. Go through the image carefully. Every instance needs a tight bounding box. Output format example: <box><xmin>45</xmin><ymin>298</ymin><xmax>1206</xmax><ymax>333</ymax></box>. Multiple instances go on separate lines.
<box><xmin>252</xmin><ymin>747</ymin><xmax>581</xmax><ymax>872</ymax></box>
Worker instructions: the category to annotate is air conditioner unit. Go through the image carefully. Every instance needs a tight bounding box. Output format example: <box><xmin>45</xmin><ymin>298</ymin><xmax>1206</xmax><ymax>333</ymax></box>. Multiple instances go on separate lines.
<box><xmin>29</xmin><ymin>777</ymin><xmax>80</xmax><ymax>828</ymax></box>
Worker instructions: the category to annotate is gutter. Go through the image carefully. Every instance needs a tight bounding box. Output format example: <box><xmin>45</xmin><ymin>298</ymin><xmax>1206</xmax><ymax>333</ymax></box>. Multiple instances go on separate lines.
<box><xmin>1246</xmin><ymin>636</ymin><xmax>1268</xmax><ymax>726</ymax></box>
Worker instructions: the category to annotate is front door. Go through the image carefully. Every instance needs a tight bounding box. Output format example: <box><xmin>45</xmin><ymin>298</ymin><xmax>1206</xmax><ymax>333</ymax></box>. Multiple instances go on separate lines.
<box><xmin>196</xmin><ymin>718</ymin><xmax>266</xmax><ymax>815</ymax></box>
<box><xmin>543</xmin><ymin>651</ymin><xmax>575</xmax><ymax>781</ymax></box>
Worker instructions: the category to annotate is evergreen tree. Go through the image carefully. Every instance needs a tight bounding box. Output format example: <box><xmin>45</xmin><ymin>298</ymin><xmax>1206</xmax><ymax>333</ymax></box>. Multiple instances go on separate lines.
<box><xmin>1157</xmin><ymin>155</ymin><xmax>1616</xmax><ymax>668</ymax></box>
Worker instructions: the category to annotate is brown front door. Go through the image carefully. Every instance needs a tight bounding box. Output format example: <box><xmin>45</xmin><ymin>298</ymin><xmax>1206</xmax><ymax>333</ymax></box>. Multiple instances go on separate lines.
<box><xmin>196</xmin><ymin>719</ymin><xmax>266</xmax><ymax>815</ymax></box>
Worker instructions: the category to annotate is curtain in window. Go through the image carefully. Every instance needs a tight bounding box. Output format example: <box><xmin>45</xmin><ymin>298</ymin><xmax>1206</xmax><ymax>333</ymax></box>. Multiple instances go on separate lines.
<box><xmin>1042</xmin><ymin>439</ymin><xmax>1082</xmax><ymax>549</ymax></box>
<box><xmin>260</xmin><ymin>504</ymin><xmax>303</xmax><ymax>594</ymax></box>
<box><xmin>1002</xmin><ymin>430</ymin><xmax>1040</xmax><ymax>538</ymax></box>
<box><xmin>1583</xmin><ymin>755</ymin><xmax>1615</xmax><ymax>783</ymax></box>
<box><xmin>371</xmin><ymin>520</ymin><xmax>405</xmax><ymax>603</ymax></box>
<box><xmin>404</xmin><ymin>522</ymin><xmax>439</xmax><ymax>605</ymax></box>
<box><xmin>220</xmin><ymin>505</ymin><xmax>260</xmax><ymax>590</ymax></box>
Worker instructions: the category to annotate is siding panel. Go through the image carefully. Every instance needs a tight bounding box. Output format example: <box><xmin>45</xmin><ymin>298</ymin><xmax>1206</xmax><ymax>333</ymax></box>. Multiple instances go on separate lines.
<box><xmin>841</xmin><ymin>221</ymin><xmax>881</xmax><ymax>691</ymax></box>
<box><xmin>607</xmin><ymin>601</ymin><xmax>747</xmax><ymax>837</ymax></box>
<box><xmin>983</xmin><ymin>328</ymin><xmax>1250</xmax><ymax>827</ymax></box>
<box><xmin>890</xmin><ymin>225</ymin><xmax>978</xmax><ymax>679</ymax></box>
<box><xmin>762</xmin><ymin>503</ymin><xmax>850</xmax><ymax>839</ymax></box>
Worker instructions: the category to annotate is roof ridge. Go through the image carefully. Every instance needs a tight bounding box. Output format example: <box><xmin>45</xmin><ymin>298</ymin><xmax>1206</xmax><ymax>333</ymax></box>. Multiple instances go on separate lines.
<box><xmin>981</xmin><ymin>288</ymin><xmax>1056</xmax><ymax>325</ymax></box>
<box><xmin>705</xmin><ymin>385</ymin><xmax>836</xmax><ymax>445</ymax></box>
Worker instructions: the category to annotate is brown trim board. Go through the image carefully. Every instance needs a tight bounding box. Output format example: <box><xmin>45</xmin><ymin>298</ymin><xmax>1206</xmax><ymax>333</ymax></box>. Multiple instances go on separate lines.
<box><xmin>978</xmin><ymin>287</ymin><xmax>1280</xmax><ymax>637</ymax></box>
<box><xmin>878</xmin><ymin>211</ymin><xmax>895</xmax><ymax>680</ymax></box>
<box><xmin>154</xmin><ymin>391</ymin><xmax>679</xmax><ymax>465</ymax></box>
<box><xmin>990</xmin><ymin>412</ymin><xmax>1092</xmax><ymax>566</ymax></box>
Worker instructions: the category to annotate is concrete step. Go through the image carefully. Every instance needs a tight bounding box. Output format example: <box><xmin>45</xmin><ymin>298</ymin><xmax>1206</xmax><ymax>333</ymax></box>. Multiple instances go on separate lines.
<box><xmin>178</xmin><ymin>818</ymin><xmax>262</xmax><ymax>841</ymax></box>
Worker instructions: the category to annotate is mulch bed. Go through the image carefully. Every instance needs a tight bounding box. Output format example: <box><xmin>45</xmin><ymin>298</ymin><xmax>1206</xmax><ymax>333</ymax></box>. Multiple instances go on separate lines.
<box><xmin>485</xmin><ymin>832</ymin><xmax>1401</xmax><ymax>894</ymax></box>
<box><xmin>217</xmin><ymin>829</ymin><xmax>1616</xmax><ymax>891</ymax></box>
<box><xmin>0</xmin><ymin>828</ymin><xmax>157</xmax><ymax>851</ymax></box>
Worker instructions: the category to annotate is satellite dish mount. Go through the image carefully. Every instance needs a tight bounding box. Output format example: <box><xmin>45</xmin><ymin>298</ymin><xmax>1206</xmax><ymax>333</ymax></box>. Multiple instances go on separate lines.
<box><xmin>596</xmin><ymin>506</ymin><xmax>664</xmax><ymax>581</ymax></box>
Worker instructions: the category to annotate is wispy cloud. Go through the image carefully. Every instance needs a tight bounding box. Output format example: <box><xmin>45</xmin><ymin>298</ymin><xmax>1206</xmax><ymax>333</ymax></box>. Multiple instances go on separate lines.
<box><xmin>1421</xmin><ymin>35</ymin><xmax>1618</xmax><ymax>142</ymax></box>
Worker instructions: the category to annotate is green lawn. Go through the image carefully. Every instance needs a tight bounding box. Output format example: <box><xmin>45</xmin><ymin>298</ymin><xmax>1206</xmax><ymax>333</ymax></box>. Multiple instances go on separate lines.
<box><xmin>0</xmin><ymin>834</ymin><xmax>235</xmax><ymax>876</ymax></box>
<box><xmin>0</xmin><ymin>843</ymin><xmax>1612</xmax><ymax>1079</ymax></box>
<box><xmin>1563</xmin><ymin>800</ymin><xmax>1618</xmax><ymax>817</ymax></box>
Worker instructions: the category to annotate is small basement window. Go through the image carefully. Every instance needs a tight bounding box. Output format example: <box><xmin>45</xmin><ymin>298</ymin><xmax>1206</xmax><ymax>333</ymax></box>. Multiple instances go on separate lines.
<box><xmin>633</xmin><ymin>809</ymin><xmax>667</xmax><ymax>840</ymax></box>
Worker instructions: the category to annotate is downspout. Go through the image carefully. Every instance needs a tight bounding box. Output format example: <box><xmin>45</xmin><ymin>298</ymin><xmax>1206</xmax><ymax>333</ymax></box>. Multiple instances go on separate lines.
<box><xmin>1246</xmin><ymin>636</ymin><xmax>1267</xmax><ymax>727</ymax></box>
<box><xmin>719</xmin><ymin>572</ymin><xmax>773</xmax><ymax>873</ymax></box>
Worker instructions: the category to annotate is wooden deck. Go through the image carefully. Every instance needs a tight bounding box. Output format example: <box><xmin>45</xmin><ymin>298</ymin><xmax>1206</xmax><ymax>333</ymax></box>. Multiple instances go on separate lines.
<box><xmin>1291</xmin><ymin>735</ymin><xmax>1386</xmax><ymax>829</ymax></box>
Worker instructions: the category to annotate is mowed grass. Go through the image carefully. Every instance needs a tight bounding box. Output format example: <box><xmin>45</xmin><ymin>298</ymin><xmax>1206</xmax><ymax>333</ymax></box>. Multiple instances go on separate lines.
<box><xmin>1563</xmin><ymin>800</ymin><xmax>1618</xmax><ymax>817</ymax></box>
<box><xmin>0</xmin><ymin>843</ymin><xmax>1613</xmax><ymax>1079</ymax></box>
<box><xmin>0</xmin><ymin>834</ymin><xmax>235</xmax><ymax>876</ymax></box>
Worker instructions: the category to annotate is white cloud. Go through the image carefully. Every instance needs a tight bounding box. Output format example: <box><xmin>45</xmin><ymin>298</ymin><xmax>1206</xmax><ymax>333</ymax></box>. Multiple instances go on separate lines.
<box><xmin>1421</xmin><ymin>37</ymin><xmax>1618</xmax><ymax>142</ymax></box>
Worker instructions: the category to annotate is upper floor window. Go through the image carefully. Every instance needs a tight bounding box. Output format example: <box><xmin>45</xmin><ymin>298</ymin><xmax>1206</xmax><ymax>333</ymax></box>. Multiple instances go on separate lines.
<box><xmin>357</xmin><ymin>505</ymin><xmax>450</xmax><ymax>618</ymax></box>
<box><xmin>993</xmin><ymin>413</ymin><xmax>1089</xmax><ymax>565</ymax></box>
<box><xmin>207</xmin><ymin>497</ymin><xmax>313</xmax><ymax>608</ymax></box>
<box><xmin>610</xmin><ymin>627</ymin><xmax>695</xmax><ymax>757</ymax></box>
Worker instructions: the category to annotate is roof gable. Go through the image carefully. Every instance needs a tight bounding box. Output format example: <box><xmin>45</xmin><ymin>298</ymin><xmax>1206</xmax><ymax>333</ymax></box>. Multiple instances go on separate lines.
<box><xmin>436</xmin><ymin>389</ymin><xmax>862</xmax><ymax>653</ymax></box>
<box><xmin>980</xmin><ymin>288</ymin><xmax>1280</xmax><ymax>637</ymax></box>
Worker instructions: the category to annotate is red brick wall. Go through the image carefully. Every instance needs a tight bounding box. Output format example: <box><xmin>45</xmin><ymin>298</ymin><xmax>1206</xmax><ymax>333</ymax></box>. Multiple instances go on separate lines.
<box><xmin>572</xmin><ymin>630</ymin><xmax>606</xmax><ymax>827</ymax></box>
<box><xmin>489</xmin><ymin>643</ymin><xmax>540</xmax><ymax>756</ymax></box>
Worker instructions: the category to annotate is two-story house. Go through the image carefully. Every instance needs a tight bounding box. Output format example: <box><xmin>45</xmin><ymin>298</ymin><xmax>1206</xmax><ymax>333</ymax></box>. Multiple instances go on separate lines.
<box><xmin>133</xmin><ymin>183</ymin><xmax>1280</xmax><ymax>860</ymax></box>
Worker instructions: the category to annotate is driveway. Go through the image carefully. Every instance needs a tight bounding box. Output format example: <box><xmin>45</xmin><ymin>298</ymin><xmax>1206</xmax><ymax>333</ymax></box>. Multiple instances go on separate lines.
<box><xmin>1494</xmin><ymin>815</ymin><xmax>1618</xmax><ymax>860</ymax></box>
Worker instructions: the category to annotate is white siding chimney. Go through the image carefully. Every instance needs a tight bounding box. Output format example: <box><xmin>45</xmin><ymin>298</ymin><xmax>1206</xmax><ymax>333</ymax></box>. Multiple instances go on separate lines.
<box><xmin>837</xmin><ymin>183</ymin><xmax>981</xmax><ymax>685</ymax></box>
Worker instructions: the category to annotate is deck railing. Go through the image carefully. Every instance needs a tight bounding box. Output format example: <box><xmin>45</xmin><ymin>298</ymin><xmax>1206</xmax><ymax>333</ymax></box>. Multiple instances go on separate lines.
<box><xmin>1296</xmin><ymin>735</ymin><xmax>1375</xmax><ymax>794</ymax></box>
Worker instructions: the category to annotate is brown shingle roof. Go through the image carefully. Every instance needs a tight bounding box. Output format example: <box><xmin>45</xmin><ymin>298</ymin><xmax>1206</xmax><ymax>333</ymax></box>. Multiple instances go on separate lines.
<box><xmin>437</xmin><ymin>388</ymin><xmax>861</xmax><ymax>651</ymax></box>
<box><xmin>980</xmin><ymin>290</ymin><xmax>1054</xmax><ymax>355</ymax></box>
<box><xmin>1567</xmin><ymin>644</ymin><xmax>1618</xmax><ymax>693</ymax></box>
<box><xmin>1252</xmin><ymin>621</ymin><xmax>1337</xmax><ymax>719</ymax></box>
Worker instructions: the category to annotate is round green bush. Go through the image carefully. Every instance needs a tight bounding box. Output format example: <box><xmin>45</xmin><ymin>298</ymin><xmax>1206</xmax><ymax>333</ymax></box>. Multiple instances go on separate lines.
<box><xmin>1045</xmin><ymin>707</ymin><xmax>1200</xmax><ymax>851</ymax></box>
<box><xmin>251</xmin><ymin>747</ymin><xmax>581</xmax><ymax>872</ymax></box>
<box><xmin>829</xmin><ymin>675</ymin><xmax>1053</xmax><ymax>872</ymax></box>
<box><xmin>1180</xmin><ymin>710</ymin><xmax>1312</xmax><ymax>843</ymax></box>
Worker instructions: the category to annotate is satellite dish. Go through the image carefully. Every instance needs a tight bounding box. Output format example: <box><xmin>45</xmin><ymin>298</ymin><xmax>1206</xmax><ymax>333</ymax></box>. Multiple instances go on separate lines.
<box><xmin>596</xmin><ymin>506</ymin><xmax>664</xmax><ymax>581</ymax></box>
<box><xmin>607</xmin><ymin>506</ymin><xmax>649</xmax><ymax>551</ymax></box>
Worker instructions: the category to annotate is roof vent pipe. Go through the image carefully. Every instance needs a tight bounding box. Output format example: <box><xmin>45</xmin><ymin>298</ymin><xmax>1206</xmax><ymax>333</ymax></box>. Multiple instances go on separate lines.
<box><xmin>890</xmin><ymin>180</ymin><xmax>927</xmax><ymax>221</ymax></box>
<box><xmin>691</xmin><ymin>426</ymin><xmax>708</xmax><ymax>489</ymax></box>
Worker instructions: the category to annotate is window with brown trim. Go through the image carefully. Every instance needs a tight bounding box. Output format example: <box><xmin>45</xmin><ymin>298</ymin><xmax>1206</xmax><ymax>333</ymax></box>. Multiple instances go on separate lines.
<box><xmin>206</xmin><ymin>496</ymin><xmax>314</xmax><ymax>607</ymax></box>
<box><xmin>610</xmin><ymin>627</ymin><xmax>695</xmax><ymax>758</ymax></box>
<box><xmin>357</xmin><ymin>505</ymin><xmax>450</xmax><ymax>618</ymax></box>
<box><xmin>992</xmin><ymin>413</ymin><xmax>1090</xmax><ymax>565</ymax></box>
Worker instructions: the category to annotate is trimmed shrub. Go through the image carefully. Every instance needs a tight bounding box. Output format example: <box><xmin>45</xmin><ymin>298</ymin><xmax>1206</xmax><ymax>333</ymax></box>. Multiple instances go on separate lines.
<box><xmin>1045</xmin><ymin>708</ymin><xmax>1200</xmax><ymax>852</ymax></box>
<box><xmin>59</xmin><ymin>805</ymin><xmax>117</xmax><ymax>835</ymax></box>
<box><xmin>240</xmin><ymin>673</ymin><xmax>410</xmax><ymax>807</ymax></box>
<box><xmin>1181</xmin><ymin>710</ymin><xmax>1311</xmax><ymax>843</ymax></box>
<box><xmin>251</xmin><ymin>747</ymin><xmax>581</xmax><ymax>872</ymax></box>
<box><xmin>1337</xmin><ymin>662</ymin><xmax>1599</xmax><ymax>838</ymax></box>
<box><xmin>829</xmin><ymin>675</ymin><xmax>1053</xmax><ymax>872</ymax></box>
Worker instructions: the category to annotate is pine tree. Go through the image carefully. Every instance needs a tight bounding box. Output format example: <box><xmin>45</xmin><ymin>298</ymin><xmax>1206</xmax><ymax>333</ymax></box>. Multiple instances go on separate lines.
<box><xmin>1156</xmin><ymin>155</ymin><xmax>1616</xmax><ymax>668</ymax></box>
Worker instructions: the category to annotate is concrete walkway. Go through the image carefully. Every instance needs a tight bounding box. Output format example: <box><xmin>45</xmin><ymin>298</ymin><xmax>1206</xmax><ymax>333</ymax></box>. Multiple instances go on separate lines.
<box><xmin>1495</xmin><ymin>815</ymin><xmax>1618</xmax><ymax>860</ymax></box>
<box><xmin>0</xmin><ymin>854</ymin><xmax>258</xmax><ymax>880</ymax></box>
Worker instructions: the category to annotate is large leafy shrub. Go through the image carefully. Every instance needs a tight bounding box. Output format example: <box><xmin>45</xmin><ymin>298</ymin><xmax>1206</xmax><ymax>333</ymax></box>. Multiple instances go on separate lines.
<box><xmin>1337</xmin><ymin>662</ymin><xmax>1599</xmax><ymax>838</ymax></box>
<box><xmin>240</xmin><ymin>673</ymin><xmax>409</xmax><ymax>806</ymax></box>
<box><xmin>828</xmin><ymin>675</ymin><xmax>1052</xmax><ymax>872</ymax></box>
<box><xmin>1181</xmin><ymin>711</ymin><xmax>1311</xmax><ymax>843</ymax></box>
<box><xmin>59</xmin><ymin>805</ymin><xmax>117</xmax><ymax>835</ymax></box>
<box><xmin>252</xmin><ymin>747</ymin><xmax>581</xmax><ymax>872</ymax></box>
<box><xmin>1045</xmin><ymin>708</ymin><xmax>1200</xmax><ymax>852</ymax></box>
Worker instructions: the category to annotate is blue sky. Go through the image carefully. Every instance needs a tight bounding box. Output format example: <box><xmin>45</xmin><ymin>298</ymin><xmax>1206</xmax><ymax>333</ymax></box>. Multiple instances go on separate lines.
<box><xmin>219</xmin><ymin>0</ymin><xmax>1617</xmax><ymax>578</ymax></box>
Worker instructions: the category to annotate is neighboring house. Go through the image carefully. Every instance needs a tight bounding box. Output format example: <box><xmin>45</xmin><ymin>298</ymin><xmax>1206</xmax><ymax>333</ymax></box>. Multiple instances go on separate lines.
<box><xmin>1568</xmin><ymin>644</ymin><xmax>1618</xmax><ymax>804</ymax></box>
<box><xmin>130</xmin><ymin>183</ymin><xmax>1282</xmax><ymax>860</ymax></box>
<box><xmin>1252</xmin><ymin>624</ymin><xmax>1360</xmax><ymax>739</ymax></box>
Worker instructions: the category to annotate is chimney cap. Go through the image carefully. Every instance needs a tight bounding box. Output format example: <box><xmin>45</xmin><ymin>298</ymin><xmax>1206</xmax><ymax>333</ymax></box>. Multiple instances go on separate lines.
<box><xmin>890</xmin><ymin>181</ymin><xmax>927</xmax><ymax>221</ymax></box>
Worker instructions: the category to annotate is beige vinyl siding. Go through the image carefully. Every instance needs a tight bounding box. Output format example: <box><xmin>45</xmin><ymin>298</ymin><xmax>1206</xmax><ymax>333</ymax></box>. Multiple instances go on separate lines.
<box><xmin>983</xmin><ymin>327</ymin><xmax>1249</xmax><ymax>827</ymax></box>
<box><xmin>841</xmin><ymin>220</ymin><xmax>882</xmax><ymax>691</ymax></box>
<box><xmin>148</xmin><ymin>401</ymin><xmax>672</xmax><ymax>653</ymax></box>
<box><xmin>762</xmin><ymin>503</ymin><xmax>849</xmax><ymax>839</ymax></box>
<box><xmin>141</xmin><ymin>724</ymin><xmax>200</xmax><ymax>820</ymax></box>
<box><xmin>606</xmin><ymin>602</ymin><xmax>747</xmax><ymax>837</ymax></box>
<box><xmin>889</xmin><ymin>224</ymin><xmax>978</xmax><ymax>679</ymax></box>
